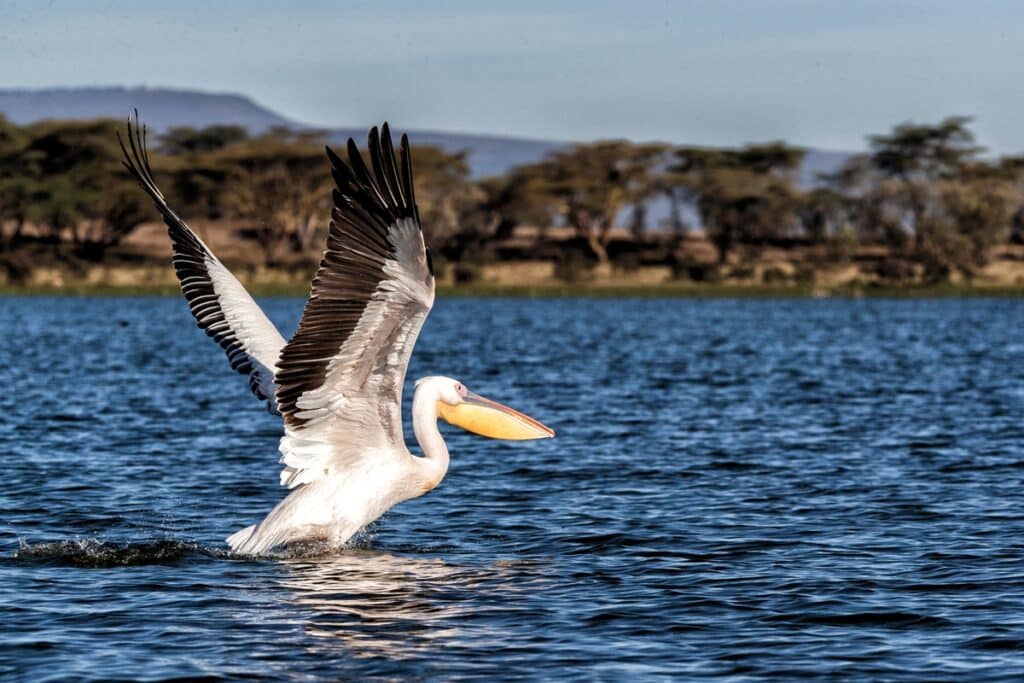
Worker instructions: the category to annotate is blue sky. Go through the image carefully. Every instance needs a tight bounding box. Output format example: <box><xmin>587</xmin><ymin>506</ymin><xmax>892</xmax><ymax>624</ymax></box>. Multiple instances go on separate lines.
<box><xmin>3</xmin><ymin>0</ymin><xmax>1024</xmax><ymax>152</ymax></box>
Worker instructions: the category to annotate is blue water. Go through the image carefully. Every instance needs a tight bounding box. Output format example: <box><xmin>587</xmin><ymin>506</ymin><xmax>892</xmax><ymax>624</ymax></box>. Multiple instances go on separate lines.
<box><xmin>3</xmin><ymin>297</ymin><xmax>1024</xmax><ymax>680</ymax></box>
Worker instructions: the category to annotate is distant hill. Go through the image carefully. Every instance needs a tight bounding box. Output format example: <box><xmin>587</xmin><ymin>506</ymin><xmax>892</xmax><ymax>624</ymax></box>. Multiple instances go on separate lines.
<box><xmin>799</xmin><ymin>148</ymin><xmax>854</xmax><ymax>187</ymax></box>
<box><xmin>0</xmin><ymin>86</ymin><xmax>297</xmax><ymax>132</ymax></box>
<box><xmin>0</xmin><ymin>85</ymin><xmax>852</xmax><ymax>181</ymax></box>
<box><xmin>324</xmin><ymin>127</ymin><xmax>565</xmax><ymax>179</ymax></box>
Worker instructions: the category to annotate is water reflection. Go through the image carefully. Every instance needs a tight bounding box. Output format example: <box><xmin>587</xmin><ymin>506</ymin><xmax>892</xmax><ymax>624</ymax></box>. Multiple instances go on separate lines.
<box><xmin>279</xmin><ymin>548</ymin><xmax>537</xmax><ymax>661</ymax></box>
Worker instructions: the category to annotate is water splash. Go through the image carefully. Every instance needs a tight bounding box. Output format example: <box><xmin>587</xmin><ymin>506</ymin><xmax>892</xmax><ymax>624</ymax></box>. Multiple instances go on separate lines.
<box><xmin>11</xmin><ymin>539</ymin><xmax>209</xmax><ymax>567</ymax></box>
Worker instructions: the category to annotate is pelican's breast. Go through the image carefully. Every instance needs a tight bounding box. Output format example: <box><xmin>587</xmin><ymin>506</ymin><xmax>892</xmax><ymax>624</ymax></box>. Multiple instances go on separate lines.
<box><xmin>323</xmin><ymin>449</ymin><xmax>415</xmax><ymax>531</ymax></box>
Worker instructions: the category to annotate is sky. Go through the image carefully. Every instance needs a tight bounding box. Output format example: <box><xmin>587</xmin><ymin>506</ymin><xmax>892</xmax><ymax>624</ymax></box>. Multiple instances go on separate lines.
<box><xmin>3</xmin><ymin>0</ymin><xmax>1024</xmax><ymax>153</ymax></box>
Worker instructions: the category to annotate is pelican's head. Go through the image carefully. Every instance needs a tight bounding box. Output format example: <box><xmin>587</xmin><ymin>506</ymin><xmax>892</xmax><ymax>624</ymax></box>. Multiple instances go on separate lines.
<box><xmin>418</xmin><ymin>376</ymin><xmax>554</xmax><ymax>440</ymax></box>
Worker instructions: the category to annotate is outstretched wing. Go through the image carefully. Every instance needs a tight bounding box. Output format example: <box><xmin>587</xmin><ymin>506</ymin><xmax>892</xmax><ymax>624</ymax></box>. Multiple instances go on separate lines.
<box><xmin>119</xmin><ymin>114</ymin><xmax>287</xmax><ymax>409</ymax></box>
<box><xmin>275</xmin><ymin>123</ymin><xmax>434</xmax><ymax>488</ymax></box>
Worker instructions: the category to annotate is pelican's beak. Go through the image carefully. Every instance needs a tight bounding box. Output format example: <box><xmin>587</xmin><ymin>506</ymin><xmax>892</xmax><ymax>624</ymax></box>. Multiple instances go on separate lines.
<box><xmin>438</xmin><ymin>392</ymin><xmax>555</xmax><ymax>440</ymax></box>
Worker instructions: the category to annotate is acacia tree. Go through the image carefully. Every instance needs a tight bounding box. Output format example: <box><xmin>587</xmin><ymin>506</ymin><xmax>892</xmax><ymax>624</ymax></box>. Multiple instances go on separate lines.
<box><xmin>669</xmin><ymin>143</ymin><xmax>805</xmax><ymax>263</ymax></box>
<box><xmin>866</xmin><ymin>116</ymin><xmax>981</xmax><ymax>248</ymax></box>
<box><xmin>79</xmin><ymin>176</ymin><xmax>150</xmax><ymax>253</ymax></box>
<box><xmin>407</xmin><ymin>145</ymin><xmax>479</xmax><ymax>251</ymax></box>
<box><xmin>822</xmin><ymin>119</ymin><xmax>1019</xmax><ymax>279</ymax></box>
<box><xmin>0</xmin><ymin>118</ymin><xmax>150</xmax><ymax>256</ymax></box>
<box><xmin>531</xmin><ymin>141</ymin><xmax>668</xmax><ymax>265</ymax></box>
<box><xmin>929</xmin><ymin>161</ymin><xmax>1019</xmax><ymax>272</ymax></box>
<box><xmin>474</xmin><ymin>171</ymin><xmax>553</xmax><ymax>242</ymax></box>
<box><xmin>219</xmin><ymin>129</ymin><xmax>332</xmax><ymax>264</ymax></box>
<box><xmin>660</xmin><ymin>147</ymin><xmax>721</xmax><ymax>246</ymax></box>
<box><xmin>161</xmin><ymin>125</ymin><xmax>248</xmax><ymax>155</ymax></box>
<box><xmin>0</xmin><ymin>115</ymin><xmax>31</xmax><ymax>244</ymax></box>
<box><xmin>699</xmin><ymin>169</ymin><xmax>800</xmax><ymax>262</ymax></box>
<box><xmin>998</xmin><ymin>155</ymin><xmax>1024</xmax><ymax>244</ymax></box>
<box><xmin>160</xmin><ymin>125</ymin><xmax>249</xmax><ymax>220</ymax></box>
<box><xmin>472</xmin><ymin>163</ymin><xmax>569</xmax><ymax>255</ymax></box>
<box><xmin>623</xmin><ymin>143</ymin><xmax>670</xmax><ymax>242</ymax></box>
<box><xmin>821</xmin><ymin>155</ymin><xmax>904</xmax><ymax>249</ymax></box>
<box><xmin>798</xmin><ymin>187</ymin><xmax>846</xmax><ymax>244</ymax></box>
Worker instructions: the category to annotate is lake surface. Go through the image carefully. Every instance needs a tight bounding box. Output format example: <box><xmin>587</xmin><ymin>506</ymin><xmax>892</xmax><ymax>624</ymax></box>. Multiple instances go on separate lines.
<box><xmin>3</xmin><ymin>297</ymin><xmax>1024</xmax><ymax>680</ymax></box>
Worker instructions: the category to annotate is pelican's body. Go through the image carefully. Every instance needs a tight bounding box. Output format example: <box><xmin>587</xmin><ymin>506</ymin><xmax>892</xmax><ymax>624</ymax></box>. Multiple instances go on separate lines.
<box><xmin>120</xmin><ymin>118</ymin><xmax>552</xmax><ymax>556</ymax></box>
<box><xmin>227</xmin><ymin>377</ymin><xmax>453</xmax><ymax>554</ymax></box>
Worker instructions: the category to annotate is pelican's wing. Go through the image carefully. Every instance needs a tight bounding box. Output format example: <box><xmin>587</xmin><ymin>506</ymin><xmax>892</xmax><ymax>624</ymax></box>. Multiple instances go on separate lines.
<box><xmin>275</xmin><ymin>124</ymin><xmax>434</xmax><ymax>488</ymax></box>
<box><xmin>119</xmin><ymin>115</ymin><xmax>286</xmax><ymax>409</ymax></box>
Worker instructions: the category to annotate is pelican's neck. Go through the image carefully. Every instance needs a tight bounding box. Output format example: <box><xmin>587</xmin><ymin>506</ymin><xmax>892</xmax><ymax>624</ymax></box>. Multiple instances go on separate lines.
<box><xmin>411</xmin><ymin>382</ymin><xmax>450</xmax><ymax>491</ymax></box>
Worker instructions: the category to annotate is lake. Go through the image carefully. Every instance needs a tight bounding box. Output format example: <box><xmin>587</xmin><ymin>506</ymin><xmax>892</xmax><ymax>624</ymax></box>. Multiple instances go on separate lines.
<box><xmin>3</xmin><ymin>296</ymin><xmax>1024</xmax><ymax>680</ymax></box>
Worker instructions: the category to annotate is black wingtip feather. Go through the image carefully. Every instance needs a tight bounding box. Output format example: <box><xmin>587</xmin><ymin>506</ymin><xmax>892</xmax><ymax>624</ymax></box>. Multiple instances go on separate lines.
<box><xmin>367</xmin><ymin>126</ymin><xmax>399</xmax><ymax>211</ymax></box>
<box><xmin>399</xmin><ymin>133</ymin><xmax>419</xmax><ymax>224</ymax></box>
<box><xmin>325</xmin><ymin>144</ymin><xmax>343</xmax><ymax>169</ymax></box>
<box><xmin>378</xmin><ymin>123</ymin><xmax>405</xmax><ymax>210</ymax></box>
<box><xmin>328</xmin><ymin>125</ymin><xmax>418</xmax><ymax>230</ymax></box>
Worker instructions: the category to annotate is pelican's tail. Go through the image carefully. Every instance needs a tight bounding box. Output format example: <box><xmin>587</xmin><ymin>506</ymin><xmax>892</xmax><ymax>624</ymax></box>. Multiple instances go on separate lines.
<box><xmin>226</xmin><ymin>525</ymin><xmax>257</xmax><ymax>552</ymax></box>
<box><xmin>227</xmin><ymin>521</ymin><xmax>290</xmax><ymax>556</ymax></box>
<box><xmin>224</xmin><ymin>482</ymin><xmax>337</xmax><ymax>556</ymax></box>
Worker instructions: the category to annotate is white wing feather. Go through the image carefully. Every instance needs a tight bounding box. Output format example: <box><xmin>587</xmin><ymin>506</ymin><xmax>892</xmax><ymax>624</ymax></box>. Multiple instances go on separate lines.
<box><xmin>120</xmin><ymin>117</ymin><xmax>286</xmax><ymax>409</ymax></box>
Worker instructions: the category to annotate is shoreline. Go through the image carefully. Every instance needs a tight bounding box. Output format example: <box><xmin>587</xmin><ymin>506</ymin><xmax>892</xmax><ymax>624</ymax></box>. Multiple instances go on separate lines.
<box><xmin>9</xmin><ymin>229</ymin><xmax>1024</xmax><ymax>300</ymax></box>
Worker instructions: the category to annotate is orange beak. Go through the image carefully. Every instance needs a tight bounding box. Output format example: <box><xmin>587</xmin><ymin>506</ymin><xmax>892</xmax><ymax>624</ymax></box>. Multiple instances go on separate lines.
<box><xmin>437</xmin><ymin>392</ymin><xmax>554</xmax><ymax>440</ymax></box>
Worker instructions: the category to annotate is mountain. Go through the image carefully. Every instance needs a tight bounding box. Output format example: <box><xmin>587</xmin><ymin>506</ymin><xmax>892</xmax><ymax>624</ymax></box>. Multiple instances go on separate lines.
<box><xmin>0</xmin><ymin>86</ymin><xmax>567</xmax><ymax>178</ymax></box>
<box><xmin>799</xmin><ymin>148</ymin><xmax>854</xmax><ymax>187</ymax></box>
<box><xmin>0</xmin><ymin>86</ymin><xmax>297</xmax><ymax>132</ymax></box>
<box><xmin>0</xmin><ymin>86</ymin><xmax>852</xmax><ymax>181</ymax></box>
<box><xmin>323</xmin><ymin>127</ymin><xmax>564</xmax><ymax>179</ymax></box>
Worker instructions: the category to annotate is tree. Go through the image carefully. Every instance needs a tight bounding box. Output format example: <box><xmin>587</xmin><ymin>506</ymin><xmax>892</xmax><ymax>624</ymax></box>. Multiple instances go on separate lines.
<box><xmin>160</xmin><ymin>125</ymin><xmax>251</xmax><ymax>220</ymax></box>
<box><xmin>0</xmin><ymin>115</ymin><xmax>31</xmax><ymax>244</ymax></box>
<box><xmin>866</xmin><ymin>116</ymin><xmax>981</xmax><ymax>248</ymax></box>
<box><xmin>407</xmin><ymin>145</ymin><xmax>479</xmax><ymax>251</ymax></box>
<box><xmin>475</xmin><ymin>167</ymin><xmax>559</xmax><ymax>243</ymax></box>
<box><xmin>78</xmin><ymin>176</ymin><xmax>151</xmax><ymax>254</ymax></box>
<box><xmin>661</xmin><ymin>146</ymin><xmax>722</xmax><ymax>245</ymax></box>
<box><xmin>822</xmin><ymin>154</ymin><xmax>902</xmax><ymax>248</ymax></box>
<box><xmin>698</xmin><ymin>168</ymin><xmax>800</xmax><ymax>262</ymax></box>
<box><xmin>219</xmin><ymin>129</ymin><xmax>332</xmax><ymax>264</ymax></box>
<box><xmin>530</xmin><ymin>141</ymin><xmax>668</xmax><ymax>264</ymax></box>
<box><xmin>798</xmin><ymin>187</ymin><xmax>847</xmax><ymax>244</ymax></box>
<box><xmin>668</xmin><ymin>142</ymin><xmax>805</xmax><ymax>263</ymax></box>
<box><xmin>160</xmin><ymin>125</ymin><xmax>248</xmax><ymax>155</ymax></box>
<box><xmin>3</xmin><ymin>118</ymin><xmax>152</xmax><ymax>256</ymax></box>
<box><xmin>927</xmin><ymin>161</ymin><xmax>1019</xmax><ymax>272</ymax></box>
<box><xmin>622</xmin><ymin>143</ymin><xmax>670</xmax><ymax>242</ymax></box>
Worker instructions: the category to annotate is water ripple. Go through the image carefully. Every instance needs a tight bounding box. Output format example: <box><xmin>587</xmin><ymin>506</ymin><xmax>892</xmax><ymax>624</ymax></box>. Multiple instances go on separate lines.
<box><xmin>3</xmin><ymin>297</ymin><xmax>1024</xmax><ymax>680</ymax></box>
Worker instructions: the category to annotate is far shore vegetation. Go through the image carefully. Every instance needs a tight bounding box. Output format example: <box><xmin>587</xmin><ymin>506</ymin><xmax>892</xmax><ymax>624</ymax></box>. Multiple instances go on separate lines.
<box><xmin>4</xmin><ymin>114</ymin><xmax>1024</xmax><ymax>295</ymax></box>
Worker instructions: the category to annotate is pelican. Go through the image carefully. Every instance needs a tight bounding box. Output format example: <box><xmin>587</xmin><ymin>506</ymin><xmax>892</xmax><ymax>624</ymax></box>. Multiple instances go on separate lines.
<box><xmin>119</xmin><ymin>117</ymin><xmax>554</xmax><ymax>556</ymax></box>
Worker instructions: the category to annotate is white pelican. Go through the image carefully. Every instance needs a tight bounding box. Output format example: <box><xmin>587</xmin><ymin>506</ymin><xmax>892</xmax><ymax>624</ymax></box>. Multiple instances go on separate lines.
<box><xmin>119</xmin><ymin>117</ymin><xmax>554</xmax><ymax>556</ymax></box>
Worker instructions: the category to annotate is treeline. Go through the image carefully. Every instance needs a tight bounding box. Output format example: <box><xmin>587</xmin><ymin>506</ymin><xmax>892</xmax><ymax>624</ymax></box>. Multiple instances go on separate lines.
<box><xmin>1</xmin><ymin>114</ymin><xmax>1023</xmax><ymax>284</ymax></box>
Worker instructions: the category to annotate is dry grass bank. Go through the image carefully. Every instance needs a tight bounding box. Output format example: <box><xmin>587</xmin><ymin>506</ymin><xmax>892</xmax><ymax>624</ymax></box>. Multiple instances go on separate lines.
<box><xmin>7</xmin><ymin>222</ymin><xmax>1024</xmax><ymax>296</ymax></box>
